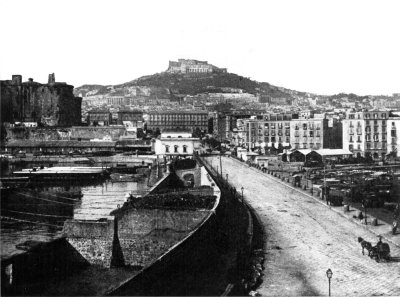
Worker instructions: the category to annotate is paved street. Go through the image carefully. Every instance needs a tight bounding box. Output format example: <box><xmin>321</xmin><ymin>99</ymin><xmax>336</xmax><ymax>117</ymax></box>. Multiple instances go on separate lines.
<box><xmin>205</xmin><ymin>156</ymin><xmax>400</xmax><ymax>296</ymax></box>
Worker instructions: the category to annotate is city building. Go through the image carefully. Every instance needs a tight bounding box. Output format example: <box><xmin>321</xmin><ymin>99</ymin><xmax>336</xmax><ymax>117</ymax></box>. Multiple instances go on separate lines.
<box><xmin>0</xmin><ymin>74</ymin><xmax>82</xmax><ymax>126</ymax></box>
<box><xmin>214</xmin><ymin>110</ymin><xmax>264</xmax><ymax>143</ymax></box>
<box><xmin>87</xmin><ymin>110</ymin><xmax>112</xmax><ymax>126</ymax></box>
<box><xmin>239</xmin><ymin>113</ymin><xmax>293</xmax><ymax>150</ymax></box>
<box><xmin>290</xmin><ymin>115</ymin><xmax>341</xmax><ymax>150</ymax></box>
<box><xmin>146</xmin><ymin>111</ymin><xmax>208</xmax><ymax>134</ymax></box>
<box><xmin>153</xmin><ymin>130</ymin><xmax>200</xmax><ymax>158</ymax></box>
<box><xmin>387</xmin><ymin>116</ymin><xmax>400</xmax><ymax>157</ymax></box>
<box><xmin>117</xmin><ymin>109</ymin><xmax>143</xmax><ymax>125</ymax></box>
<box><xmin>342</xmin><ymin>110</ymin><xmax>388</xmax><ymax>159</ymax></box>
<box><xmin>166</xmin><ymin>59</ymin><xmax>227</xmax><ymax>74</ymax></box>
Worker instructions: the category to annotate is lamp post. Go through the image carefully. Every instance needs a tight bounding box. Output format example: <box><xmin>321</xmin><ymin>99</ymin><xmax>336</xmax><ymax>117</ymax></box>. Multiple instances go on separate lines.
<box><xmin>326</xmin><ymin>268</ymin><xmax>333</xmax><ymax>296</ymax></box>
<box><xmin>363</xmin><ymin>199</ymin><xmax>368</xmax><ymax>225</ymax></box>
<box><xmin>241</xmin><ymin>187</ymin><xmax>244</xmax><ymax>204</ymax></box>
<box><xmin>324</xmin><ymin>162</ymin><xmax>327</xmax><ymax>204</ymax></box>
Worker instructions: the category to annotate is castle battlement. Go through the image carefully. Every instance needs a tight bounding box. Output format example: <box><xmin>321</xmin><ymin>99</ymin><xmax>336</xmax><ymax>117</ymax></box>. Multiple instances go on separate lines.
<box><xmin>166</xmin><ymin>59</ymin><xmax>227</xmax><ymax>74</ymax></box>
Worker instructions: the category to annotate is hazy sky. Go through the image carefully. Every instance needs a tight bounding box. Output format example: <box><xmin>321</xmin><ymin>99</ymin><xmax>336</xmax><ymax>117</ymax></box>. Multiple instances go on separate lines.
<box><xmin>0</xmin><ymin>0</ymin><xmax>399</xmax><ymax>95</ymax></box>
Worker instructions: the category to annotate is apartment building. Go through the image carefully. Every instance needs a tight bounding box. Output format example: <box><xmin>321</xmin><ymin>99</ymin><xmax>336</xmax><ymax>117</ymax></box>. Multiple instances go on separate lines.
<box><xmin>117</xmin><ymin>109</ymin><xmax>143</xmax><ymax>125</ymax></box>
<box><xmin>290</xmin><ymin>114</ymin><xmax>342</xmax><ymax>150</ymax></box>
<box><xmin>146</xmin><ymin>111</ymin><xmax>208</xmax><ymax>133</ymax></box>
<box><xmin>240</xmin><ymin>114</ymin><xmax>293</xmax><ymax>150</ymax></box>
<box><xmin>87</xmin><ymin>110</ymin><xmax>112</xmax><ymax>126</ymax></box>
<box><xmin>342</xmin><ymin>110</ymin><xmax>388</xmax><ymax>159</ymax></box>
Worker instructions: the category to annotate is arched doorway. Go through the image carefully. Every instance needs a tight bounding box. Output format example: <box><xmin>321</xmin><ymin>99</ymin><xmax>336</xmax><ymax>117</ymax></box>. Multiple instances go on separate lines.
<box><xmin>183</xmin><ymin>173</ymin><xmax>195</xmax><ymax>188</ymax></box>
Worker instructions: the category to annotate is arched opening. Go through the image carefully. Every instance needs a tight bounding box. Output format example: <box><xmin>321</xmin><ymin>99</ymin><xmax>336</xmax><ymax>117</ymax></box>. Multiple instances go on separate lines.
<box><xmin>183</xmin><ymin>173</ymin><xmax>195</xmax><ymax>188</ymax></box>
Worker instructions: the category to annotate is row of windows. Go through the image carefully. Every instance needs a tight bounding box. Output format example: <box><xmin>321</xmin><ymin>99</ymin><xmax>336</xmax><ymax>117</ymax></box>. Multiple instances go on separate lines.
<box><xmin>293</xmin><ymin>124</ymin><xmax>322</xmax><ymax>130</ymax></box>
<box><xmin>165</xmin><ymin>145</ymin><xmax>188</xmax><ymax>153</ymax></box>
<box><xmin>348</xmin><ymin>120</ymin><xmax>386</xmax><ymax>126</ymax></box>
<box><xmin>349</xmin><ymin>143</ymin><xmax>387</xmax><ymax>150</ymax></box>
<box><xmin>150</xmin><ymin>115</ymin><xmax>207</xmax><ymax>119</ymax></box>
<box><xmin>293</xmin><ymin>143</ymin><xmax>321</xmax><ymax>149</ymax></box>
<box><xmin>348</xmin><ymin>113</ymin><xmax>387</xmax><ymax>119</ymax></box>
<box><xmin>294</xmin><ymin>131</ymin><xmax>321</xmax><ymax>137</ymax></box>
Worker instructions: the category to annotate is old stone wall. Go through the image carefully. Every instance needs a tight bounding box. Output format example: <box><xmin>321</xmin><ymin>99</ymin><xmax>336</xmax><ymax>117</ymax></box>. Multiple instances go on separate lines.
<box><xmin>116</xmin><ymin>209</ymin><xmax>209</xmax><ymax>267</ymax></box>
<box><xmin>70</xmin><ymin>126</ymin><xmax>126</xmax><ymax>141</ymax></box>
<box><xmin>62</xmin><ymin>208</ymin><xmax>210</xmax><ymax>268</ymax></box>
<box><xmin>5</xmin><ymin>127</ymin><xmax>71</xmax><ymax>141</ymax></box>
<box><xmin>63</xmin><ymin>219</ymin><xmax>114</xmax><ymax>267</ymax></box>
<box><xmin>175</xmin><ymin>167</ymin><xmax>202</xmax><ymax>186</ymax></box>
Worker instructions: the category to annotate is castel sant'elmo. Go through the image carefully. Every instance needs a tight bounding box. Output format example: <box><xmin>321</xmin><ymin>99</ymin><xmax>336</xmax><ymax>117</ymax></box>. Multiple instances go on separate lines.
<box><xmin>1</xmin><ymin>73</ymin><xmax>82</xmax><ymax>127</ymax></box>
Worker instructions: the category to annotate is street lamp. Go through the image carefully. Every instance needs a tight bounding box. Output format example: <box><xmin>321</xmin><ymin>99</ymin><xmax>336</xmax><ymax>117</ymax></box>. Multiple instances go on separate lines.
<box><xmin>362</xmin><ymin>199</ymin><xmax>368</xmax><ymax>225</ymax></box>
<box><xmin>241</xmin><ymin>187</ymin><xmax>244</xmax><ymax>204</ymax></box>
<box><xmin>326</xmin><ymin>268</ymin><xmax>333</xmax><ymax>296</ymax></box>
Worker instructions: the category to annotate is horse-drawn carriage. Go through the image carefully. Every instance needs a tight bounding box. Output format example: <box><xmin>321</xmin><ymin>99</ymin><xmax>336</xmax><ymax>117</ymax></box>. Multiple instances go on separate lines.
<box><xmin>358</xmin><ymin>237</ymin><xmax>391</xmax><ymax>262</ymax></box>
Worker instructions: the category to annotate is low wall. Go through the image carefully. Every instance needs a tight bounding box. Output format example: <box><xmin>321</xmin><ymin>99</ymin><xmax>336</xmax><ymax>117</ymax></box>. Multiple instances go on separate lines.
<box><xmin>117</xmin><ymin>209</ymin><xmax>209</xmax><ymax>267</ymax></box>
<box><xmin>1</xmin><ymin>238</ymin><xmax>89</xmax><ymax>296</ymax></box>
<box><xmin>63</xmin><ymin>219</ymin><xmax>114</xmax><ymax>267</ymax></box>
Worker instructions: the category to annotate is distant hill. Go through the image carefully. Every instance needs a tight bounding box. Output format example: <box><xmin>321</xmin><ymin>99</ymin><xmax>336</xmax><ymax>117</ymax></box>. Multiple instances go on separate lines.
<box><xmin>74</xmin><ymin>69</ymin><xmax>377</xmax><ymax>106</ymax></box>
<box><xmin>75</xmin><ymin>71</ymin><xmax>297</xmax><ymax>100</ymax></box>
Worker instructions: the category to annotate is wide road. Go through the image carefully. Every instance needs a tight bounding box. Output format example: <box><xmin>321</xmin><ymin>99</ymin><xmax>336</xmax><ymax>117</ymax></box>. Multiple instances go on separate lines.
<box><xmin>205</xmin><ymin>156</ymin><xmax>400</xmax><ymax>296</ymax></box>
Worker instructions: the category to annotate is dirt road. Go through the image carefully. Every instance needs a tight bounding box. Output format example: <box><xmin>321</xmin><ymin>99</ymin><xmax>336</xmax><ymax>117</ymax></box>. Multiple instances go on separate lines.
<box><xmin>205</xmin><ymin>156</ymin><xmax>400</xmax><ymax>296</ymax></box>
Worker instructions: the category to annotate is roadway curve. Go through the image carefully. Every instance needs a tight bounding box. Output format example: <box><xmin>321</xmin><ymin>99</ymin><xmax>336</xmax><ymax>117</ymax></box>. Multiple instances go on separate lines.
<box><xmin>205</xmin><ymin>156</ymin><xmax>400</xmax><ymax>296</ymax></box>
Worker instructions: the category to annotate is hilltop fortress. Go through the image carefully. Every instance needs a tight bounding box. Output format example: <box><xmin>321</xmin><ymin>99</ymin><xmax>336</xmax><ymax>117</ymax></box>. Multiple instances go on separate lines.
<box><xmin>1</xmin><ymin>74</ymin><xmax>82</xmax><ymax>127</ymax></box>
<box><xmin>166</xmin><ymin>59</ymin><xmax>227</xmax><ymax>74</ymax></box>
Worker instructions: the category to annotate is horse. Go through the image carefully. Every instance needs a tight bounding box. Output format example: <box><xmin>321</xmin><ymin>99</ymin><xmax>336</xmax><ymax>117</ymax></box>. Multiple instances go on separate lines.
<box><xmin>358</xmin><ymin>237</ymin><xmax>372</xmax><ymax>256</ymax></box>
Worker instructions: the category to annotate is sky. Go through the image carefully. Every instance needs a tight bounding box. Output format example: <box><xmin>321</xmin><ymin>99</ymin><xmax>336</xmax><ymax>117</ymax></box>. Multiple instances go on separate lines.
<box><xmin>0</xmin><ymin>0</ymin><xmax>399</xmax><ymax>96</ymax></box>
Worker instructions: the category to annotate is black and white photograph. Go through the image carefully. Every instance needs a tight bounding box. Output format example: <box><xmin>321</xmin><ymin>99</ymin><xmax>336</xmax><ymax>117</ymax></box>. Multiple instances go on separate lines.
<box><xmin>1</xmin><ymin>0</ymin><xmax>400</xmax><ymax>296</ymax></box>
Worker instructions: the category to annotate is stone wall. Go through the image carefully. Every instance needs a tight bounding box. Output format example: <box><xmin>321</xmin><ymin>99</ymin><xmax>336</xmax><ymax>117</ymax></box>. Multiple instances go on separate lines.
<box><xmin>117</xmin><ymin>209</ymin><xmax>209</xmax><ymax>267</ymax></box>
<box><xmin>5</xmin><ymin>127</ymin><xmax>71</xmax><ymax>141</ymax></box>
<box><xmin>175</xmin><ymin>166</ymin><xmax>202</xmax><ymax>186</ymax></box>
<box><xmin>63</xmin><ymin>219</ymin><xmax>114</xmax><ymax>267</ymax></box>
<box><xmin>70</xmin><ymin>126</ymin><xmax>126</xmax><ymax>141</ymax></box>
<box><xmin>62</xmin><ymin>208</ymin><xmax>210</xmax><ymax>268</ymax></box>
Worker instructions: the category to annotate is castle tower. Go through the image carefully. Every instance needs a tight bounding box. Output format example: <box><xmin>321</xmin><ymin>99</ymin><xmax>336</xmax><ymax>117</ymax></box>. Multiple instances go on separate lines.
<box><xmin>48</xmin><ymin>73</ymin><xmax>55</xmax><ymax>84</ymax></box>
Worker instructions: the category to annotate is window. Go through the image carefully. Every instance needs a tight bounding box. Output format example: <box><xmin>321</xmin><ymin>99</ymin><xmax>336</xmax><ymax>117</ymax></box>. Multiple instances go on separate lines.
<box><xmin>174</xmin><ymin>145</ymin><xmax>178</xmax><ymax>153</ymax></box>
<box><xmin>165</xmin><ymin>145</ymin><xmax>170</xmax><ymax>153</ymax></box>
<box><xmin>349</xmin><ymin>144</ymin><xmax>354</xmax><ymax>151</ymax></box>
<box><xmin>183</xmin><ymin>145</ymin><xmax>187</xmax><ymax>153</ymax></box>
<box><xmin>350</xmin><ymin>136</ymin><xmax>354</xmax><ymax>142</ymax></box>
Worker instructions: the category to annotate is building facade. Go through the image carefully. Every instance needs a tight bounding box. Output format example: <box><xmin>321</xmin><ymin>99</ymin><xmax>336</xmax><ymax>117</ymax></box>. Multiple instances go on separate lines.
<box><xmin>154</xmin><ymin>131</ymin><xmax>200</xmax><ymax>158</ymax></box>
<box><xmin>290</xmin><ymin>116</ymin><xmax>340</xmax><ymax>150</ymax></box>
<box><xmin>87</xmin><ymin>110</ymin><xmax>112</xmax><ymax>126</ymax></box>
<box><xmin>147</xmin><ymin>111</ymin><xmax>208</xmax><ymax>134</ymax></box>
<box><xmin>342</xmin><ymin>110</ymin><xmax>388</xmax><ymax>159</ymax></box>
<box><xmin>239</xmin><ymin>114</ymin><xmax>293</xmax><ymax>150</ymax></box>
<box><xmin>117</xmin><ymin>110</ymin><xmax>143</xmax><ymax>125</ymax></box>
<box><xmin>1</xmin><ymin>74</ymin><xmax>82</xmax><ymax>127</ymax></box>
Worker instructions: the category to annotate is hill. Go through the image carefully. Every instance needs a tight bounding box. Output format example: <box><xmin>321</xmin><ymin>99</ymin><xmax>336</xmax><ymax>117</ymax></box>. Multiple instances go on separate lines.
<box><xmin>75</xmin><ymin>71</ymin><xmax>297</xmax><ymax>101</ymax></box>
